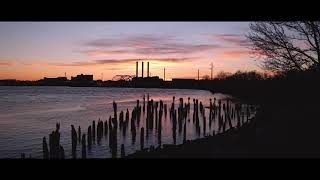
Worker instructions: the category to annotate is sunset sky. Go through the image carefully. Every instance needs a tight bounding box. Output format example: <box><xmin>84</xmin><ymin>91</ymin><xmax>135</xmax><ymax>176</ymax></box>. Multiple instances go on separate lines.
<box><xmin>0</xmin><ymin>22</ymin><xmax>261</xmax><ymax>81</ymax></box>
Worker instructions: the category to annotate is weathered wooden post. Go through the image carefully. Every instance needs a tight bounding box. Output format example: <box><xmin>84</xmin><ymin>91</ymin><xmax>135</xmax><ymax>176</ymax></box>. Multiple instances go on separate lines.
<box><xmin>150</xmin><ymin>99</ymin><xmax>154</xmax><ymax>129</ymax></box>
<box><xmin>155</xmin><ymin>102</ymin><xmax>158</xmax><ymax>130</ymax></box>
<box><xmin>78</xmin><ymin>126</ymin><xmax>81</xmax><ymax>143</ymax></box>
<box><xmin>183</xmin><ymin>121</ymin><xmax>187</xmax><ymax>143</ymax></box>
<box><xmin>158</xmin><ymin>106</ymin><xmax>162</xmax><ymax>147</ymax></box>
<box><xmin>71</xmin><ymin>125</ymin><xmax>77</xmax><ymax>159</ymax></box>
<box><xmin>226</xmin><ymin>108</ymin><xmax>232</xmax><ymax>130</ymax></box>
<box><xmin>140</xmin><ymin>127</ymin><xmax>144</xmax><ymax>150</ymax></box>
<box><xmin>143</xmin><ymin>94</ymin><xmax>146</xmax><ymax>113</ymax></box>
<box><xmin>113</xmin><ymin>101</ymin><xmax>118</xmax><ymax>129</ymax></box>
<box><xmin>172</xmin><ymin>109</ymin><xmax>177</xmax><ymax>145</ymax></box>
<box><xmin>192</xmin><ymin>99</ymin><xmax>195</xmax><ymax>123</ymax></box>
<box><xmin>136</xmin><ymin>99</ymin><xmax>140</xmax><ymax>109</ymax></box>
<box><xmin>104</xmin><ymin>120</ymin><xmax>108</xmax><ymax>136</ymax></box>
<box><xmin>187</xmin><ymin>97</ymin><xmax>190</xmax><ymax>113</ymax></box>
<box><xmin>119</xmin><ymin>111</ymin><xmax>124</xmax><ymax>129</ymax></box>
<box><xmin>137</xmin><ymin>105</ymin><xmax>141</xmax><ymax>126</ymax></box>
<box><xmin>108</xmin><ymin>124</ymin><xmax>112</xmax><ymax>148</ymax></box>
<box><xmin>92</xmin><ymin>120</ymin><xmax>96</xmax><ymax>143</ymax></box>
<box><xmin>87</xmin><ymin>125</ymin><xmax>92</xmax><ymax>149</ymax></box>
<box><xmin>173</xmin><ymin>96</ymin><xmax>175</xmax><ymax>108</ymax></box>
<box><xmin>196</xmin><ymin>99</ymin><xmax>199</xmax><ymax>125</ymax></box>
<box><xmin>203</xmin><ymin>109</ymin><xmax>206</xmax><ymax>136</ymax></box>
<box><xmin>146</xmin><ymin>102</ymin><xmax>149</xmax><ymax>128</ymax></box>
<box><xmin>42</xmin><ymin>137</ymin><xmax>49</xmax><ymax>159</ymax></box>
<box><xmin>126</xmin><ymin>109</ymin><xmax>129</xmax><ymax>125</ymax></box>
<box><xmin>82</xmin><ymin>134</ymin><xmax>86</xmax><ymax>159</ymax></box>
<box><xmin>108</xmin><ymin>116</ymin><xmax>112</xmax><ymax>132</ymax></box>
<box><xmin>131</xmin><ymin>108</ymin><xmax>136</xmax><ymax>144</ymax></box>
<box><xmin>49</xmin><ymin>123</ymin><xmax>64</xmax><ymax>159</ymax></box>
<box><xmin>97</xmin><ymin>120</ymin><xmax>102</xmax><ymax>144</ymax></box>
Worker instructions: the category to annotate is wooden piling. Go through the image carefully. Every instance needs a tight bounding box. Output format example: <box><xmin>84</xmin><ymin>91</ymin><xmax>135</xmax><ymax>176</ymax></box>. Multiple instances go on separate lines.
<box><xmin>140</xmin><ymin>127</ymin><xmax>144</xmax><ymax>150</ymax></box>
<box><xmin>87</xmin><ymin>125</ymin><xmax>92</xmax><ymax>149</ymax></box>
<box><xmin>78</xmin><ymin>126</ymin><xmax>81</xmax><ymax>143</ymax></box>
<box><xmin>82</xmin><ymin>134</ymin><xmax>86</xmax><ymax>159</ymax></box>
<box><xmin>183</xmin><ymin>121</ymin><xmax>187</xmax><ymax>144</ymax></box>
<box><xmin>42</xmin><ymin>136</ymin><xmax>49</xmax><ymax>159</ymax></box>
<box><xmin>104</xmin><ymin>120</ymin><xmax>108</xmax><ymax>136</ymax></box>
<box><xmin>92</xmin><ymin>120</ymin><xmax>96</xmax><ymax>143</ymax></box>
<box><xmin>71</xmin><ymin>125</ymin><xmax>77</xmax><ymax>159</ymax></box>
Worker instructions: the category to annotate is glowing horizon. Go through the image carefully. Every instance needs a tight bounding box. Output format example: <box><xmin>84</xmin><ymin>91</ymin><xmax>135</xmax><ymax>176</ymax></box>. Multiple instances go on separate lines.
<box><xmin>0</xmin><ymin>22</ymin><xmax>262</xmax><ymax>81</ymax></box>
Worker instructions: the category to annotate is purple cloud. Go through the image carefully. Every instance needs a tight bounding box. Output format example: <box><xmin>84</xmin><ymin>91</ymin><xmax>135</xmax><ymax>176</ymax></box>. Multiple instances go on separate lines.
<box><xmin>82</xmin><ymin>34</ymin><xmax>221</xmax><ymax>57</ymax></box>
<box><xmin>208</xmin><ymin>34</ymin><xmax>251</xmax><ymax>47</ymax></box>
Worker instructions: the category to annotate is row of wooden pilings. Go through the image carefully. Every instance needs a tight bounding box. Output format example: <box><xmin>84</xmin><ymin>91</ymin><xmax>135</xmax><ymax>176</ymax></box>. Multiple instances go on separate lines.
<box><xmin>41</xmin><ymin>95</ymin><xmax>254</xmax><ymax>159</ymax></box>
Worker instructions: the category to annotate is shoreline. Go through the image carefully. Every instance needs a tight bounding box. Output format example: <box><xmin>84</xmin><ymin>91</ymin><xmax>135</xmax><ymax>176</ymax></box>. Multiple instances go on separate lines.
<box><xmin>125</xmin><ymin>117</ymin><xmax>257</xmax><ymax>158</ymax></box>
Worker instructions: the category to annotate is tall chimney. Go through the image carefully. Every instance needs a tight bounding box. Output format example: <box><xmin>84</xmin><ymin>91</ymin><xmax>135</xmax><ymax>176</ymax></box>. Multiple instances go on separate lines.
<box><xmin>147</xmin><ymin>62</ymin><xmax>149</xmax><ymax>77</ymax></box>
<box><xmin>136</xmin><ymin>61</ymin><xmax>138</xmax><ymax>78</ymax></box>
<box><xmin>142</xmin><ymin>62</ymin><xmax>144</xmax><ymax>78</ymax></box>
<box><xmin>198</xmin><ymin>69</ymin><xmax>200</xmax><ymax>81</ymax></box>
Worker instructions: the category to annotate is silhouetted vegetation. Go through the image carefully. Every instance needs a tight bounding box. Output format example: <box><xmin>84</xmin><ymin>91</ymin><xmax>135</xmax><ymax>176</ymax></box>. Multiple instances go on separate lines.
<box><xmin>247</xmin><ymin>22</ymin><xmax>320</xmax><ymax>72</ymax></box>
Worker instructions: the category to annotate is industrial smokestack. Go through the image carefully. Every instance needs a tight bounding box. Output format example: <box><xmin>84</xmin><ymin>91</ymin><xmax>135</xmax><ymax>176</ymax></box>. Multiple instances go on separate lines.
<box><xmin>198</xmin><ymin>69</ymin><xmax>200</xmax><ymax>81</ymax></box>
<box><xmin>142</xmin><ymin>62</ymin><xmax>144</xmax><ymax>78</ymax></box>
<box><xmin>147</xmin><ymin>62</ymin><xmax>149</xmax><ymax>77</ymax></box>
<box><xmin>136</xmin><ymin>61</ymin><xmax>138</xmax><ymax>78</ymax></box>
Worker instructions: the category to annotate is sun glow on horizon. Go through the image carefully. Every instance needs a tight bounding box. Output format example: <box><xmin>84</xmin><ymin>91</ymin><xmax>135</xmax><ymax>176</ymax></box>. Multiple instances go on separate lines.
<box><xmin>0</xmin><ymin>22</ymin><xmax>261</xmax><ymax>81</ymax></box>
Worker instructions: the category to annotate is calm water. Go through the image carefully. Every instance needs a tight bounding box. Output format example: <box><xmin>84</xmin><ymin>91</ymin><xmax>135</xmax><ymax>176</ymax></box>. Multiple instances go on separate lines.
<box><xmin>0</xmin><ymin>86</ymin><xmax>255</xmax><ymax>158</ymax></box>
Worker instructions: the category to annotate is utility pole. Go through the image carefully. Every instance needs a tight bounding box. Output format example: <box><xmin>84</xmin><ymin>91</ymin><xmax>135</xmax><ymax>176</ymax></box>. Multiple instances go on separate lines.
<box><xmin>164</xmin><ymin>67</ymin><xmax>166</xmax><ymax>81</ymax></box>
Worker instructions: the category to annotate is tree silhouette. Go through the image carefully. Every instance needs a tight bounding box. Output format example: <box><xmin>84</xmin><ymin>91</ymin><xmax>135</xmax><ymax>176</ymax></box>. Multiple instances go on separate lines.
<box><xmin>247</xmin><ymin>22</ymin><xmax>320</xmax><ymax>72</ymax></box>
<box><xmin>202</xmin><ymin>75</ymin><xmax>210</xmax><ymax>80</ymax></box>
<box><xmin>214</xmin><ymin>71</ymin><xmax>232</xmax><ymax>80</ymax></box>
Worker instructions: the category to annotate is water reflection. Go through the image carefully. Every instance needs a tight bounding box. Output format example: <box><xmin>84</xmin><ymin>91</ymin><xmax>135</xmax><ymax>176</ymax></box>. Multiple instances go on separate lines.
<box><xmin>0</xmin><ymin>86</ymin><xmax>257</xmax><ymax>158</ymax></box>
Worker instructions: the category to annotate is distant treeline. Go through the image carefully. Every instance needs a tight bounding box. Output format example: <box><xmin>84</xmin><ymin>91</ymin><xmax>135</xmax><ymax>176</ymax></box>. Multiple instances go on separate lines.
<box><xmin>198</xmin><ymin>69</ymin><xmax>320</xmax><ymax>104</ymax></box>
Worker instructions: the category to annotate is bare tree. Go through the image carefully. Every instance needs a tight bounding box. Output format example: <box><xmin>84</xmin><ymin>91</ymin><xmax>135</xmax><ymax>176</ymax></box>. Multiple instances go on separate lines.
<box><xmin>214</xmin><ymin>71</ymin><xmax>232</xmax><ymax>80</ymax></box>
<box><xmin>202</xmin><ymin>75</ymin><xmax>210</xmax><ymax>80</ymax></box>
<box><xmin>247</xmin><ymin>22</ymin><xmax>320</xmax><ymax>72</ymax></box>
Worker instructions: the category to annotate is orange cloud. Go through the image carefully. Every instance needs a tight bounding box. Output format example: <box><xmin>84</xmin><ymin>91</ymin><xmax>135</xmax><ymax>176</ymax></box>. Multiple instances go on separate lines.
<box><xmin>0</xmin><ymin>60</ymin><xmax>15</xmax><ymax>66</ymax></box>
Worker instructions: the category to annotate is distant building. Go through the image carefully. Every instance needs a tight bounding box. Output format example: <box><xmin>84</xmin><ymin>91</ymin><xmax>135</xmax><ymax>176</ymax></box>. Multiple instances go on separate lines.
<box><xmin>70</xmin><ymin>74</ymin><xmax>95</xmax><ymax>87</ymax></box>
<box><xmin>38</xmin><ymin>77</ymin><xmax>68</xmax><ymax>86</ymax></box>
<box><xmin>71</xmin><ymin>74</ymin><xmax>93</xmax><ymax>81</ymax></box>
<box><xmin>132</xmin><ymin>76</ymin><xmax>164</xmax><ymax>88</ymax></box>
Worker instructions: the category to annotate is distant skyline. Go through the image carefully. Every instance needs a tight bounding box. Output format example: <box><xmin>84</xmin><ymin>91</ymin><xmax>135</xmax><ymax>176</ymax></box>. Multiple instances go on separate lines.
<box><xmin>0</xmin><ymin>22</ymin><xmax>261</xmax><ymax>80</ymax></box>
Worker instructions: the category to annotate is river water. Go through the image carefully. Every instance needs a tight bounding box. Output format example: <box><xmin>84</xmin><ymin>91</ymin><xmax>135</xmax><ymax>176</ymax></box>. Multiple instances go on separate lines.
<box><xmin>0</xmin><ymin>86</ymin><xmax>255</xmax><ymax>158</ymax></box>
